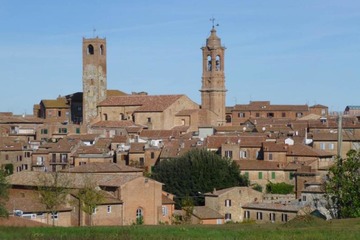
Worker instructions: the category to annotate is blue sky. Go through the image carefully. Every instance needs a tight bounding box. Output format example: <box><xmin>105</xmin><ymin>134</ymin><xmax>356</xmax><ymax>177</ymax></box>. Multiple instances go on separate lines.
<box><xmin>1</xmin><ymin>1</ymin><xmax>359</xmax><ymax>114</ymax></box>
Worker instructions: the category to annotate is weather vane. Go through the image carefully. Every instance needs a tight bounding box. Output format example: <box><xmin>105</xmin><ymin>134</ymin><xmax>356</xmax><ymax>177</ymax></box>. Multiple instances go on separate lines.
<box><xmin>210</xmin><ymin>17</ymin><xmax>219</xmax><ymax>29</ymax></box>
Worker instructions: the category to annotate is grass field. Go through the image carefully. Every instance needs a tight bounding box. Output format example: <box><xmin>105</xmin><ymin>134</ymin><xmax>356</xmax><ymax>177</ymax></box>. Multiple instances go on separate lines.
<box><xmin>0</xmin><ymin>217</ymin><xmax>359</xmax><ymax>240</ymax></box>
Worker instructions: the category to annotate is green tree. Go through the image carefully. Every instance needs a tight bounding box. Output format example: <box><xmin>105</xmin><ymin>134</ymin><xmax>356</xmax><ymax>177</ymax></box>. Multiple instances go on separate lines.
<box><xmin>76</xmin><ymin>176</ymin><xmax>104</xmax><ymax>226</ymax></box>
<box><xmin>0</xmin><ymin>170</ymin><xmax>9</xmax><ymax>218</ymax></box>
<box><xmin>37</xmin><ymin>172</ymin><xmax>71</xmax><ymax>226</ymax></box>
<box><xmin>266</xmin><ymin>182</ymin><xmax>294</xmax><ymax>194</ymax></box>
<box><xmin>326</xmin><ymin>149</ymin><xmax>360</xmax><ymax>218</ymax></box>
<box><xmin>152</xmin><ymin>149</ymin><xmax>248</xmax><ymax>207</ymax></box>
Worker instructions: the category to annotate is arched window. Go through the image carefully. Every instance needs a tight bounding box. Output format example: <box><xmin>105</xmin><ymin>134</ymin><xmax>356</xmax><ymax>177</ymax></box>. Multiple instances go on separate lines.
<box><xmin>207</xmin><ymin>55</ymin><xmax>212</xmax><ymax>71</ymax></box>
<box><xmin>136</xmin><ymin>208</ymin><xmax>143</xmax><ymax>219</ymax></box>
<box><xmin>216</xmin><ymin>55</ymin><xmax>221</xmax><ymax>71</ymax></box>
<box><xmin>103</xmin><ymin>113</ymin><xmax>108</xmax><ymax>121</ymax></box>
<box><xmin>87</xmin><ymin>44</ymin><xmax>94</xmax><ymax>55</ymax></box>
<box><xmin>100</xmin><ymin>45</ymin><xmax>104</xmax><ymax>55</ymax></box>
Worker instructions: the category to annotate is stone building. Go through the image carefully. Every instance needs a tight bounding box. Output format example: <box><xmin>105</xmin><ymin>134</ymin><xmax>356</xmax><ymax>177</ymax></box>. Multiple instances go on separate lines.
<box><xmin>200</xmin><ymin>26</ymin><xmax>227</xmax><ymax>126</ymax></box>
<box><xmin>82</xmin><ymin>37</ymin><xmax>107</xmax><ymax>126</ymax></box>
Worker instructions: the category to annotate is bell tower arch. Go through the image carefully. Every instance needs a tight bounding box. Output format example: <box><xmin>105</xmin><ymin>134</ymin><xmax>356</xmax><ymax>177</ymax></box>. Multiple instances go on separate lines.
<box><xmin>82</xmin><ymin>37</ymin><xmax>107</xmax><ymax>126</ymax></box>
<box><xmin>200</xmin><ymin>23</ymin><xmax>227</xmax><ymax>126</ymax></box>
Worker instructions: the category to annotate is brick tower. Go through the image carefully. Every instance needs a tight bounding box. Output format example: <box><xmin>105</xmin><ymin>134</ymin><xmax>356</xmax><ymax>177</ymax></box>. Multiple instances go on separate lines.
<box><xmin>82</xmin><ymin>37</ymin><xmax>107</xmax><ymax>126</ymax></box>
<box><xmin>200</xmin><ymin>26</ymin><xmax>227</xmax><ymax>126</ymax></box>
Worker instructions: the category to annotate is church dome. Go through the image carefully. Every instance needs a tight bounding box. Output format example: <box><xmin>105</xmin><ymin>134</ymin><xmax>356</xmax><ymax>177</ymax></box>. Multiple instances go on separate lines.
<box><xmin>206</xmin><ymin>28</ymin><xmax>221</xmax><ymax>49</ymax></box>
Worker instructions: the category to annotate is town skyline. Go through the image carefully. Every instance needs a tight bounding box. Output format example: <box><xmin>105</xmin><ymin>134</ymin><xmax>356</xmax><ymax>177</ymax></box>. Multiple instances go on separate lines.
<box><xmin>1</xmin><ymin>1</ymin><xmax>359</xmax><ymax>114</ymax></box>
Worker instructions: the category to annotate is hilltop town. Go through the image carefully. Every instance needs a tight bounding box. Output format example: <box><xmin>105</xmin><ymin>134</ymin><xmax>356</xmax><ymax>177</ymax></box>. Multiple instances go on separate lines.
<box><xmin>0</xmin><ymin>26</ymin><xmax>359</xmax><ymax>226</ymax></box>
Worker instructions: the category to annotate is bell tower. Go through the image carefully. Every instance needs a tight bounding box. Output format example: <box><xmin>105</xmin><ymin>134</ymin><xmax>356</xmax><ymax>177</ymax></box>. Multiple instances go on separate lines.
<box><xmin>82</xmin><ymin>37</ymin><xmax>107</xmax><ymax>126</ymax></box>
<box><xmin>200</xmin><ymin>23</ymin><xmax>227</xmax><ymax>126</ymax></box>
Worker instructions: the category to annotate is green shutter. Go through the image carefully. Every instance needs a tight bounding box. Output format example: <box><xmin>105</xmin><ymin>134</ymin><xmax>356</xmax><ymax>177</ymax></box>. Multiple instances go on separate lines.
<box><xmin>272</xmin><ymin>172</ymin><xmax>276</xmax><ymax>179</ymax></box>
<box><xmin>76</xmin><ymin>128</ymin><xmax>80</xmax><ymax>134</ymax></box>
<box><xmin>258</xmin><ymin>172</ymin><xmax>263</xmax><ymax>179</ymax></box>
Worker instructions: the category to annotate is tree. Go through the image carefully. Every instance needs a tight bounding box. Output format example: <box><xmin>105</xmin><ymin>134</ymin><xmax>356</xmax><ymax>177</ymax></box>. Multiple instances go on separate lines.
<box><xmin>76</xmin><ymin>175</ymin><xmax>104</xmax><ymax>226</ymax></box>
<box><xmin>0</xmin><ymin>170</ymin><xmax>9</xmax><ymax>218</ymax></box>
<box><xmin>152</xmin><ymin>149</ymin><xmax>249</xmax><ymax>207</ymax></box>
<box><xmin>266</xmin><ymin>182</ymin><xmax>294</xmax><ymax>194</ymax></box>
<box><xmin>37</xmin><ymin>172</ymin><xmax>71</xmax><ymax>226</ymax></box>
<box><xmin>326</xmin><ymin>149</ymin><xmax>360</xmax><ymax>218</ymax></box>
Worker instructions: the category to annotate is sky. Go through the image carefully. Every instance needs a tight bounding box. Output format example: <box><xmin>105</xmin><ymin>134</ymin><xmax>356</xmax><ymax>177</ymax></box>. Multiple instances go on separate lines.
<box><xmin>0</xmin><ymin>0</ymin><xmax>359</xmax><ymax>115</ymax></box>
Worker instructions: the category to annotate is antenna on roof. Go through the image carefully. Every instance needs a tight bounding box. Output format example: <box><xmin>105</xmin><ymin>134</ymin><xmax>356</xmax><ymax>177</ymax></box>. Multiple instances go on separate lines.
<box><xmin>92</xmin><ymin>27</ymin><xmax>96</xmax><ymax>38</ymax></box>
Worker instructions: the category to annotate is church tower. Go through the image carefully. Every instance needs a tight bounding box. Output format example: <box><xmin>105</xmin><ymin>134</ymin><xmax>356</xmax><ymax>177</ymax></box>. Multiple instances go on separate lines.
<box><xmin>200</xmin><ymin>25</ymin><xmax>227</xmax><ymax>126</ymax></box>
<box><xmin>82</xmin><ymin>37</ymin><xmax>107</xmax><ymax>125</ymax></box>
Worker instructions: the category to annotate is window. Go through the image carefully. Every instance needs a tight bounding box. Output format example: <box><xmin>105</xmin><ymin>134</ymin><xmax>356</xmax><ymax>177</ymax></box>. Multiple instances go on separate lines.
<box><xmin>302</xmin><ymin>195</ymin><xmax>307</xmax><ymax>202</ymax></box>
<box><xmin>244</xmin><ymin>172</ymin><xmax>249</xmax><ymax>178</ymax></box>
<box><xmin>289</xmin><ymin>172</ymin><xmax>294</xmax><ymax>180</ymax></box>
<box><xmin>52</xmin><ymin>154</ymin><xmax>56</xmax><ymax>163</ymax></box>
<box><xmin>296</xmin><ymin>112</ymin><xmax>303</xmax><ymax>118</ymax></box>
<box><xmin>162</xmin><ymin>206</ymin><xmax>168</xmax><ymax>216</ymax></box>
<box><xmin>60</xmin><ymin>154</ymin><xmax>68</xmax><ymax>163</ymax></box>
<box><xmin>282</xmin><ymin>112</ymin><xmax>286</xmax><ymax>118</ymax></box>
<box><xmin>25</xmin><ymin>152</ymin><xmax>31</xmax><ymax>158</ymax></box>
<box><xmin>100</xmin><ymin>45</ymin><xmax>104</xmax><ymax>55</ymax></box>
<box><xmin>215</xmin><ymin>55</ymin><xmax>221</xmax><ymax>71</ymax></box>
<box><xmin>151</xmin><ymin>152</ymin><xmax>155</xmax><ymax>159</ymax></box>
<box><xmin>147</xmin><ymin>117</ymin><xmax>151</xmax><ymax>123</ymax></box>
<box><xmin>226</xmin><ymin>115</ymin><xmax>232</xmax><ymax>123</ymax></box>
<box><xmin>281</xmin><ymin>214</ymin><xmax>288</xmax><ymax>222</ymax></box>
<box><xmin>267</xmin><ymin>113</ymin><xmax>274</xmax><ymax>118</ymax></box>
<box><xmin>269</xmin><ymin>153</ymin><xmax>273</xmax><ymax>160</ymax></box>
<box><xmin>238</xmin><ymin>112</ymin><xmax>246</xmax><ymax>118</ymax></box>
<box><xmin>139</xmin><ymin>158</ymin><xmax>144</xmax><ymax>166</ymax></box>
<box><xmin>87</xmin><ymin>44</ymin><xmax>94</xmax><ymax>55</ymax></box>
<box><xmin>207</xmin><ymin>55</ymin><xmax>212</xmax><ymax>71</ymax></box>
<box><xmin>256</xmin><ymin>212</ymin><xmax>263</xmax><ymax>220</ymax></box>
<box><xmin>76</xmin><ymin>128</ymin><xmax>80</xmax><ymax>134</ymax></box>
<box><xmin>225</xmin><ymin>213</ymin><xmax>232</xmax><ymax>221</ymax></box>
<box><xmin>58</xmin><ymin>111</ymin><xmax>62</xmax><ymax>117</ymax></box>
<box><xmin>255</xmin><ymin>113</ymin><xmax>260</xmax><ymax>118</ymax></box>
<box><xmin>320</xmin><ymin>143</ymin><xmax>326</xmax><ymax>150</ymax></box>
<box><xmin>93</xmin><ymin>207</ymin><xmax>97</xmax><ymax>214</ymax></box>
<box><xmin>41</xmin><ymin>129</ymin><xmax>48</xmax><ymax>134</ymax></box>
<box><xmin>51</xmin><ymin>212</ymin><xmax>58</xmax><ymax>220</ymax></box>
<box><xmin>269</xmin><ymin>213</ymin><xmax>276</xmax><ymax>222</ymax></box>
<box><xmin>258</xmin><ymin>172</ymin><xmax>263</xmax><ymax>180</ymax></box>
<box><xmin>244</xmin><ymin>211</ymin><xmax>250</xmax><ymax>219</ymax></box>
<box><xmin>104</xmin><ymin>113</ymin><xmax>108</xmax><ymax>121</ymax></box>
<box><xmin>136</xmin><ymin>208</ymin><xmax>143</xmax><ymax>219</ymax></box>
<box><xmin>225</xmin><ymin>150</ymin><xmax>233</xmax><ymax>158</ymax></box>
<box><xmin>271</xmin><ymin>172</ymin><xmax>276</xmax><ymax>180</ymax></box>
<box><xmin>5</xmin><ymin>154</ymin><xmax>9</xmax><ymax>160</ymax></box>
<box><xmin>329</xmin><ymin>143</ymin><xmax>335</xmax><ymax>150</ymax></box>
<box><xmin>59</xmin><ymin>128</ymin><xmax>67</xmax><ymax>134</ymax></box>
<box><xmin>107</xmin><ymin>206</ymin><xmax>112</xmax><ymax>213</ymax></box>
<box><xmin>225</xmin><ymin>199</ymin><xmax>231</xmax><ymax>207</ymax></box>
<box><xmin>240</xmin><ymin>150</ymin><xmax>247</xmax><ymax>159</ymax></box>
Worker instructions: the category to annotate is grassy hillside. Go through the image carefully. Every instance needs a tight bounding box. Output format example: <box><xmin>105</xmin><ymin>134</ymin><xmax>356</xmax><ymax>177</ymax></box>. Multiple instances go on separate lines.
<box><xmin>0</xmin><ymin>217</ymin><xmax>359</xmax><ymax>240</ymax></box>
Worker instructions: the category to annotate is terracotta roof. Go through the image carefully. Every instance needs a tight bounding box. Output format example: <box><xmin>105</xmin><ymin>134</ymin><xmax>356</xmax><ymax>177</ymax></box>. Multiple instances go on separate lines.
<box><xmin>62</xmin><ymin>163</ymin><xmax>143</xmax><ymax>173</ymax></box>
<box><xmin>312</xmin><ymin>132</ymin><xmax>360</xmax><ymax>141</ymax></box>
<box><xmin>234</xmin><ymin>101</ymin><xmax>308</xmax><ymax>112</ymax></box>
<box><xmin>71</xmin><ymin>189</ymin><xmax>122</xmax><ymax>205</ymax></box>
<box><xmin>107</xmin><ymin>89</ymin><xmax>127</xmax><ymax>97</ymax></box>
<box><xmin>192</xmin><ymin>206</ymin><xmax>223</xmax><ymax>220</ymax></box>
<box><xmin>243</xmin><ymin>202</ymin><xmax>301</xmax><ymax>212</ymax></box>
<box><xmin>175</xmin><ymin>109</ymin><xmax>200</xmax><ymax>116</ymax></box>
<box><xmin>41</xmin><ymin>98</ymin><xmax>68</xmax><ymax>109</ymax></box>
<box><xmin>262</xmin><ymin>142</ymin><xmax>288</xmax><ymax>152</ymax></box>
<box><xmin>112</xmin><ymin>135</ymin><xmax>128</xmax><ymax>143</ymax></box>
<box><xmin>129</xmin><ymin>143</ymin><xmax>145</xmax><ymax>153</ymax></box>
<box><xmin>204</xmin><ymin>186</ymin><xmax>256</xmax><ymax>197</ymax></box>
<box><xmin>287</xmin><ymin>143</ymin><xmax>334</xmax><ymax>157</ymax></box>
<box><xmin>207</xmin><ymin>135</ymin><xmax>265</xmax><ymax>149</ymax></box>
<box><xmin>67</xmin><ymin>134</ymin><xmax>99</xmax><ymax>141</ymax></box>
<box><xmin>162</xmin><ymin>194</ymin><xmax>175</xmax><ymax>205</ymax></box>
<box><xmin>0</xmin><ymin>115</ymin><xmax>44</xmax><ymax>124</ymax></box>
<box><xmin>98</xmin><ymin>95</ymin><xmax>186</xmax><ymax>112</ymax></box>
<box><xmin>160</xmin><ymin>139</ymin><xmax>204</xmax><ymax>159</ymax></box>
<box><xmin>236</xmin><ymin>160</ymin><xmax>285</xmax><ymax>171</ymax></box>
<box><xmin>6</xmin><ymin>188</ymin><xmax>72</xmax><ymax>213</ymax></box>
<box><xmin>91</xmin><ymin>120</ymin><xmax>136</xmax><ymax>128</ymax></box>
<box><xmin>140</xmin><ymin>130</ymin><xmax>180</xmax><ymax>139</ymax></box>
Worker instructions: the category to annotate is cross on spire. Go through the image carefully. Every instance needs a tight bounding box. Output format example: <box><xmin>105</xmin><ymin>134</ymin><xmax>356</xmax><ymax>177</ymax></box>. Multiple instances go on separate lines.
<box><xmin>209</xmin><ymin>17</ymin><xmax>219</xmax><ymax>29</ymax></box>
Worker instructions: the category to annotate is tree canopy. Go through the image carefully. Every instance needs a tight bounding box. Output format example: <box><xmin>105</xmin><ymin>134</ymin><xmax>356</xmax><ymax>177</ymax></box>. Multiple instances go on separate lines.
<box><xmin>0</xmin><ymin>170</ymin><xmax>9</xmax><ymax>218</ymax></box>
<box><xmin>326</xmin><ymin>149</ymin><xmax>360</xmax><ymax>218</ymax></box>
<box><xmin>151</xmin><ymin>148</ymin><xmax>248</xmax><ymax>207</ymax></box>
